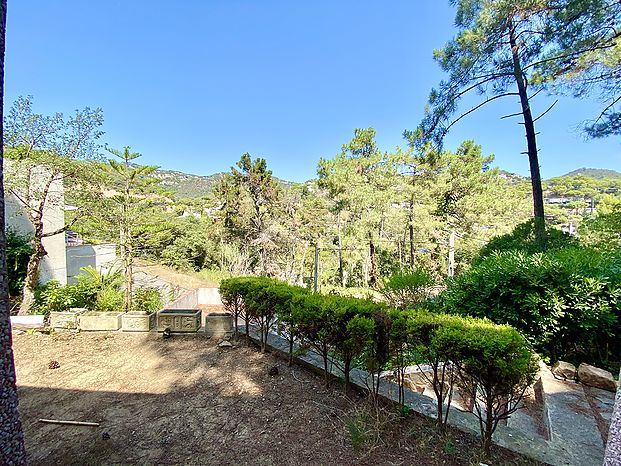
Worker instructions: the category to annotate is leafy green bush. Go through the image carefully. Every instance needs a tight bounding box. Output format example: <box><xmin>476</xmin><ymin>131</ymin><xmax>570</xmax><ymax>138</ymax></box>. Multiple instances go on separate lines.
<box><xmin>437</xmin><ymin>320</ymin><xmax>538</xmax><ymax>456</ymax></box>
<box><xmin>31</xmin><ymin>267</ymin><xmax>125</xmax><ymax>315</ymax></box>
<box><xmin>72</xmin><ymin>266</ymin><xmax>123</xmax><ymax>309</ymax></box>
<box><xmin>475</xmin><ymin>219</ymin><xmax>579</xmax><ymax>264</ymax></box>
<box><xmin>95</xmin><ymin>287</ymin><xmax>124</xmax><ymax>312</ymax></box>
<box><xmin>132</xmin><ymin>287</ymin><xmax>162</xmax><ymax>313</ymax></box>
<box><xmin>6</xmin><ymin>228</ymin><xmax>32</xmax><ymax>299</ymax></box>
<box><xmin>439</xmin><ymin>247</ymin><xmax>621</xmax><ymax>371</ymax></box>
<box><xmin>381</xmin><ymin>268</ymin><xmax>434</xmax><ymax>309</ymax></box>
<box><xmin>31</xmin><ymin>280</ymin><xmax>77</xmax><ymax>315</ymax></box>
<box><xmin>580</xmin><ymin>206</ymin><xmax>621</xmax><ymax>250</ymax></box>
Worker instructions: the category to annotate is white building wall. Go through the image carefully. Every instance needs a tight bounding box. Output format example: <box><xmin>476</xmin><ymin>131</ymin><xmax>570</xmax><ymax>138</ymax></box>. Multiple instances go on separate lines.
<box><xmin>66</xmin><ymin>243</ymin><xmax>117</xmax><ymax>283</ymax></box>
<box><xmin>4</xmin><ymin>162</ymin><xmax>67</xmax><ymax>285</ymax></box>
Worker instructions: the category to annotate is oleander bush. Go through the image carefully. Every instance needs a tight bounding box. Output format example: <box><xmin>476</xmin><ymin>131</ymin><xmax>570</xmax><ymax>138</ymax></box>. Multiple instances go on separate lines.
<box><xmin>474</xmin><ymin>219</ymin><xmax>579</xmax><ymax>264</ymax></box>
<box><xmin>438</xmin><ymin>247</ymin><xmax>621</xmax><ymax>371</ymax></box>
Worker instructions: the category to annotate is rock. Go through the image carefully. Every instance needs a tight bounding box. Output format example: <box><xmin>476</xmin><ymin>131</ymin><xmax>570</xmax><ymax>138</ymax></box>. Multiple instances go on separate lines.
<box><xmin>577</xmin><ymin>363</ymin><xmax>618</xmax><ymax>392</ymax></box>
<box><xmin>102</xmin><ymin>432</ymin><xmax>110</xmax><ymax>440</ymax></box>
<box><xmin>48</xmin><ymin>360</ymin><xmax>60</xmax><ymax>369</ymax></box>
<box><xmin>13</xmin><ymin>329</ymin><xmax>24</xmax><ymax>335</ymax></box>
<box><xmin>268</xmin><ymin>365</ymin><xmax>279</xmax><ymax>377</ymax></box>
<box><xmin>218</xmin><ymin>340</ymin><xmax>233</xmax><ymax>348</ymax></box>
<box><xmin>552</xmin><ymin>361</ymin><xmax>577</xmax><ymax>381</ymax></box>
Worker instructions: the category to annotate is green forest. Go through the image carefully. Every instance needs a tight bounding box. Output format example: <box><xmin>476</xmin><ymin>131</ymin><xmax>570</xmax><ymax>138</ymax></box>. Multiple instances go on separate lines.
<box><xmin>72</xmin><ymin>137</ymin><xmax>621</xmax><ymax>290</ymax></box>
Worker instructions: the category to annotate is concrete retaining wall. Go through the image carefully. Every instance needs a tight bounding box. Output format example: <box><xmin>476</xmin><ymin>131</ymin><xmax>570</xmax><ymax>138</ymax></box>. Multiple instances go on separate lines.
<box><xmin>197</xmin><ymin>288</ymin><xmax>223</xmax><ymax>306</ymax></box>
<box><xmin>168</xmin><ymin>288</ymin><xmax>223</xmax><ymax>309</ymax></box>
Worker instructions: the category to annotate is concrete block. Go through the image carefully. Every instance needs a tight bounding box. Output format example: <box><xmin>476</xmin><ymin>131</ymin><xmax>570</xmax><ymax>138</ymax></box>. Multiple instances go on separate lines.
<box><xmin>121</xmin><ymin>311</ymin><xmax>155</xmax><ymax>332</ymax></box>
<box><xmin>79</xmin><ymin>311</ymin><xmax>122</xmax><ymax>331</ymax></box>
<box><xmin>156</xmin><ymin>309</ymin><xmax>201</xmax><ymax>332</ymax></box>
<box><xmin>204</xmin><ymin>313</ymin><xmax>233</xmax><ymax>337</ymax></box>
<box><xmin>50</xmin><ymin>308</ymin><xmax>85</xmax><ymax>329</ymax></box>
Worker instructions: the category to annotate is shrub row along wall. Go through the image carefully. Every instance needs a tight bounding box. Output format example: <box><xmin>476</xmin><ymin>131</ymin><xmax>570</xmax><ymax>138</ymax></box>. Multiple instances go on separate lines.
<box><xmin>220</xmin><ymin>276</ymin><xmax>538</xmax><ymax>456</ymax></box>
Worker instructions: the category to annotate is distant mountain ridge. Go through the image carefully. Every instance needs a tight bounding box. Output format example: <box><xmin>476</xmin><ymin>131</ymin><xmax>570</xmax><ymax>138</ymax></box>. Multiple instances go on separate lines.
<box><xmin>151</xmin><ymin>165</ymin><xmax>621</xmax><ymax>199</ymax></box>
<box><xmin>562</xmin><ymin>168</ymin><xmax>621</xmax><ymax>180</ymax></box>
<box><xmin>153</xmin><ymin>169</ymin><xmax>224</xmax><ymax>199</ymax></box>
<box><xmin>153</xmin><ymin>167</ymin><xmax>296</xmax><ymax>199</ymax></box>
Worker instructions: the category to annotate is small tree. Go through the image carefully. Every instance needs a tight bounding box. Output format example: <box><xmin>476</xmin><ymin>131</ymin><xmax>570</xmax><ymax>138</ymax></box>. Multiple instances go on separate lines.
<box><xmin>4</xmin><ymin>96</ymin><xmax>104</xmax><ymax>314</ymax></box>
<box><xmin>291</xmin><ymin>293</ymin><xmax>334</xmax><ymax>387</ymax></box>
<box><xmin>440</xmin><ymin>321</ymin><xmax>539</xmax><ymax>457</ymax></box>
<box><xmin>381</xmin><ymin>268</ymin><xmax>434</xmax><ymax>309</ymax></box>
<box><xmin>244</xmin><ymin>279</ymin><xmax>282</xmax><ymax>353</ymax></box>
<box><xmin>365</xmin><ymin>307</ymin><xmax>391</xmax><ymax>402</ymax></box>
<box><xmin>388</xmin><ymin>308</ymin><xmax>411</xmax><ymax>407</ymax></box>
<box><xmin>99</xmin><ymin>147</ymin><xmax>165</xmax><ymax>312</ymax></box>
<box><xmin>409</xmin><ymin>312</ymin><xmax>461</xmax><ymax>434</ymax></box>
<box><xmin>220</xmin><ymin>277</ymin><xmax>246</xmax><ymax>336</ymax></box>
<box><xmin>329</xmin><ymin>297</ymin><xmax>374</xmax><ymax>393</ymax></box>
<box><xmin>273</xmin><ymin>284</ymin><xmax>308</xmax><ymax>365</ymax></box>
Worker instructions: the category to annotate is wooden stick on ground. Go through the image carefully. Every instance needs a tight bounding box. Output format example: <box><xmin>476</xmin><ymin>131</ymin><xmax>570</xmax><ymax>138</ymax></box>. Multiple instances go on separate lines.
<box><xmin>38</xmin><ymin>418</ymin><xmax>100</xmax><ymax>427</ymax></box>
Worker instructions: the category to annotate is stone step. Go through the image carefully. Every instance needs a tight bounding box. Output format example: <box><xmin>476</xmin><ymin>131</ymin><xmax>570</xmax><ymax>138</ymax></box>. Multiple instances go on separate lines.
<box><xmin>539</xmin><ymin>362</ymin><xmax>605</xmax><ymax>464</ymax></box>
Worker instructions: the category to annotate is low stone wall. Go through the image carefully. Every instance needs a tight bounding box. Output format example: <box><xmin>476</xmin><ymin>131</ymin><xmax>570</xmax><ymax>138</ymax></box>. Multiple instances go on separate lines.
<box><xmin>243</xmin><ymin>324</ymin><xmax>598</xmax><ymax>466</ymax></box>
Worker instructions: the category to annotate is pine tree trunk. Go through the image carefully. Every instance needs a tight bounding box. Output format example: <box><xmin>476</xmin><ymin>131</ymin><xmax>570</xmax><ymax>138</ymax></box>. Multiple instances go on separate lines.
<box><xmin>0</xmin><ymin>0</ymin><xmax>29</xmax><ymax>459</ymax></box>
<box><xmin>509</xmin><ymin>20</ymin><xmax>545</xmax><ymax>245</ymax></box>
<box><xmin>369</xmin><ymin>232</ymin><xmax>379</xmax><ymax>287</ymax></box>
<box><xmin>124</xmin><ymin>244</ymin><xmax>133</xmax><ymax>313</ymax></box>
<box><xmin>18</xmin><ymin>226</ymin><xmax>45</xmax><ymax>316</ymax></box>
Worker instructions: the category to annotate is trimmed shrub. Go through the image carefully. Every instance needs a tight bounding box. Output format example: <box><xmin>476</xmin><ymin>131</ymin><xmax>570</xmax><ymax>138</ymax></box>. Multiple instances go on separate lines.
<box><xmin>31</xmin><ymin>280</ymin><xmax>76</xmax><ymax>315</ymax></box>
<box><xmin>407</xmin><ymin>311</ymin><xmax>464</xmax><ymax>433</ymax></box>
<box><xmin>219</xmin><ymin>275</ymin><xmax>539</xmax><ymax>455</ymax></box>
<box><xmin>437</xmin><ymin>320</ymin><xmax>538</xmax><ymax>457</ymax></box>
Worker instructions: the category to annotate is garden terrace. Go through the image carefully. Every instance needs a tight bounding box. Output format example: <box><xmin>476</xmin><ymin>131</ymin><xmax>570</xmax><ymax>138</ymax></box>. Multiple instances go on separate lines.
<box><xmin>12</xmin><ymin>331</ymin><xmax>536</xmax><ymax>465</ymax></box>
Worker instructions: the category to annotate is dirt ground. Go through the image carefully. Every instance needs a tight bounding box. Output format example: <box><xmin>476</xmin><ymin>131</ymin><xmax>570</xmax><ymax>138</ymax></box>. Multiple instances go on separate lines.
<box><xmin>12</xmin><ymin>330</ymin><xmax>540</xmax><ymax>466</ymax></box>
<box><xmin>134</xmin><ymin>260</ymin><xmax>216</xmax><ymax>290</ymax></box>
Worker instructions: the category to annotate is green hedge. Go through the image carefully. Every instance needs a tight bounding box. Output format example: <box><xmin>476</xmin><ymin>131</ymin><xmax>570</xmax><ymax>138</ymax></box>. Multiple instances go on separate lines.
<box><xmin>219</xmin><ymin>276</ymin><xmax>538</xmax><ymax>452</ymax></box>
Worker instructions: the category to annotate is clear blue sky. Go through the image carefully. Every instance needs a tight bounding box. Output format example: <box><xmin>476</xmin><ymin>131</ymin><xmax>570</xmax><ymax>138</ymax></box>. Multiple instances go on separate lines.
<box><xmin>6</xmin><ymin>1</ymin><xmax>620</xmax><ymax>182</ymax></box>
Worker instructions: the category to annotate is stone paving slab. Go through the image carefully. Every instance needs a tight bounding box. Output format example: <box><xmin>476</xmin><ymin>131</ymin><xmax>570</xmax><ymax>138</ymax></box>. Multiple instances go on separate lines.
<box><xmin>243</xmin><ymin>326</ymin><xmax>595</xmax><ymax>466</ymax></box>
<box><xmin>540</xmin><ymin>362</ymin><xmax>605</xmax><ymax>465</ymax></box>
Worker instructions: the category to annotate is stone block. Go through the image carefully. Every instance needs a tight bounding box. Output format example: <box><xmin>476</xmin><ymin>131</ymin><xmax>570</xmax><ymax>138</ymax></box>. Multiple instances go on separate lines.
<box><xmin>578</xmin><ymin>363</ymin><xmax>618</xmax><ymax>392</ymax></box>
<box><xmin>552</xmin><ymin>361</ymin><xmax>577</xmax><ymax>381</ymax></box>
<box><xmin>10</xmin><ymin>315</ymin><xmax>45</xmax><ymax>328</ymax></box>
<box><xmin>156</xmin><ymin>309</ymin><xmax>201</xmax><ymax>333</ymax></box>
<box><xmin>79</xmin><ymin>312</ymin><xmax>122</xmax><ymax>331</ymax></box>
<box><xmin>50</xmin><ymin>308</ymin><xmax>85</xmax><ymax>329</ymax></box>
<box><xmin>204</xmin><ymin>313</ymin><xmax>233</xmax><ymax>337</ymax></box>
<box><xmin>122</xmin><ymin>311</ymin><xmax>155</xmax><ymax>332</ymax></box>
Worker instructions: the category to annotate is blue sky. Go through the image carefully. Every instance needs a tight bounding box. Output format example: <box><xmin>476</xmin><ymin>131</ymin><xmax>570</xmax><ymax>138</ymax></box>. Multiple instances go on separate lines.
<box><xmin>6</xmin><ymin>1</ymin><xmax>620</xmax><ymax>182</ymax></box>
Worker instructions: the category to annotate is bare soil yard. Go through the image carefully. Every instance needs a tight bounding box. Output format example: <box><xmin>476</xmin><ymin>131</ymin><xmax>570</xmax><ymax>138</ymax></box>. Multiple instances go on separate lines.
<box><xmin>13</xmin><ymin>331</ymin><xmax>540</xmax><ymax>466</ymax></box>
